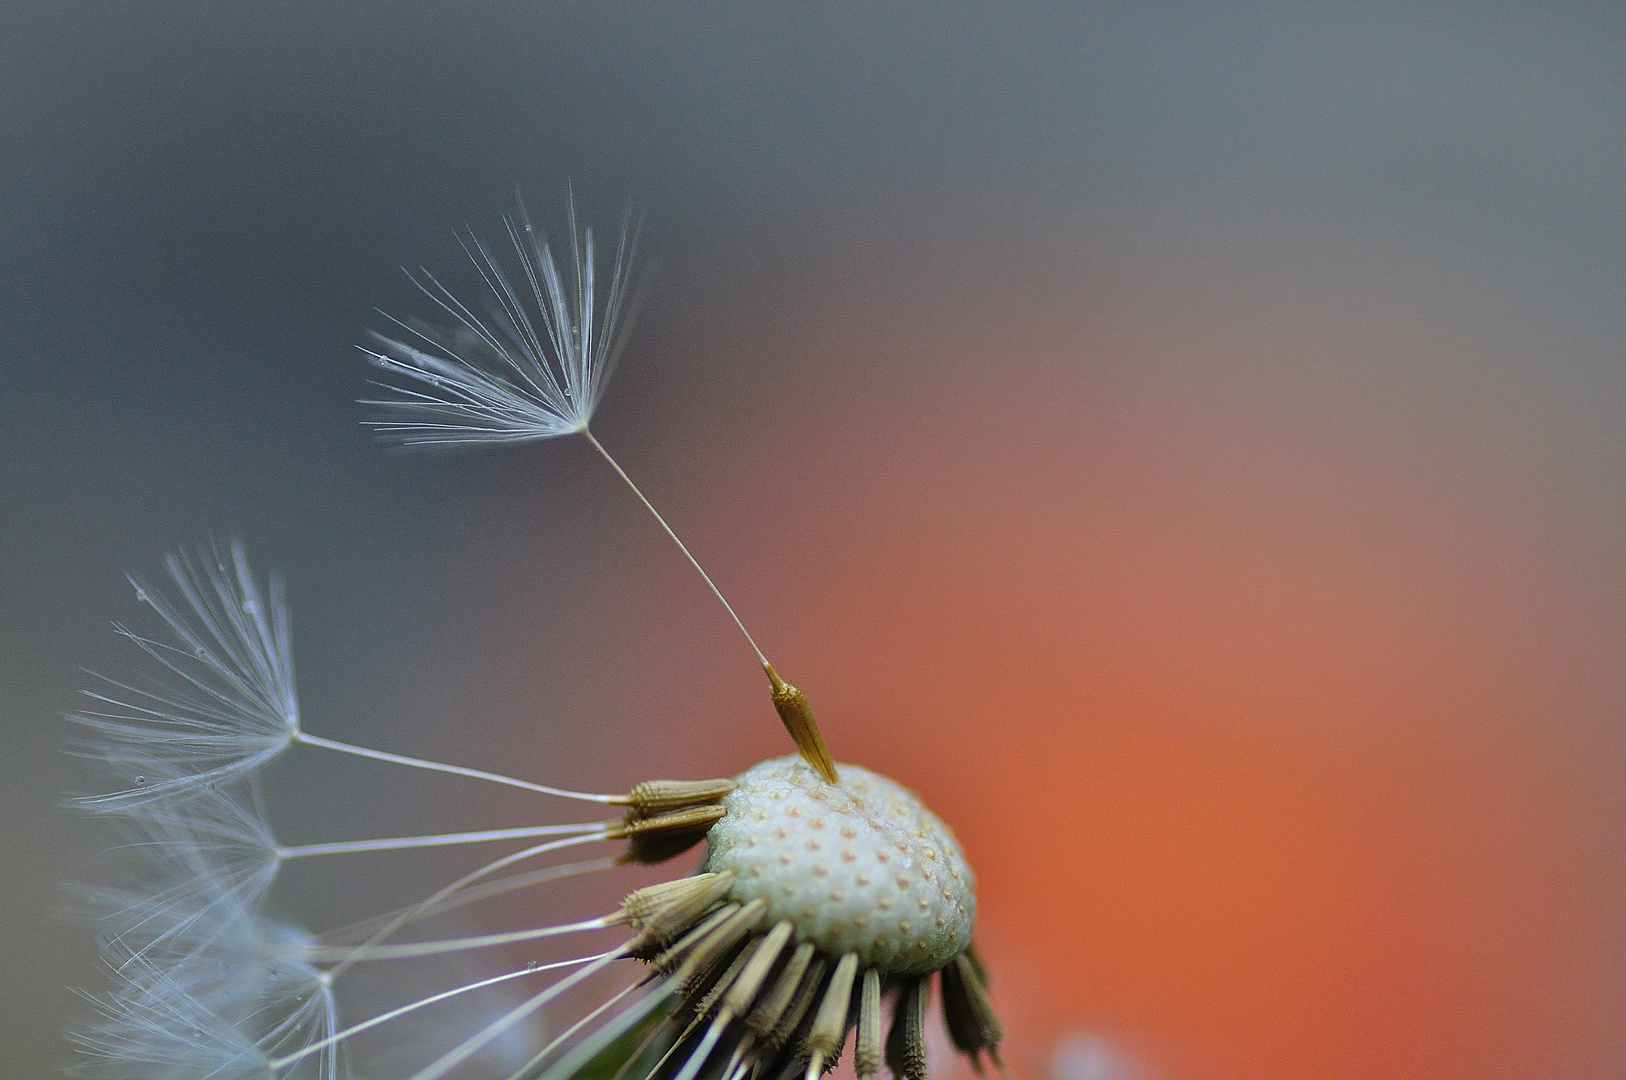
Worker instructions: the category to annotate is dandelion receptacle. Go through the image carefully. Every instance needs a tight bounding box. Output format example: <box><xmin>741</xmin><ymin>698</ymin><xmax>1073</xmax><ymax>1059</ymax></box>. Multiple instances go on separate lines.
<box><xmin>65</xmin><ymin>196</ymin><xmax>1005</xmax><ymax>1080</ymax></box>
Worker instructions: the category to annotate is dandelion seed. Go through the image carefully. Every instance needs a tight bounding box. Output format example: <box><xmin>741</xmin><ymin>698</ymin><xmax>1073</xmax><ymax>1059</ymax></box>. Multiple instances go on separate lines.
<box><xmin>360</xmin><ymin>192</ymin><xmax>642</xmax><ymax>447</ymax></box>
<box><xmin>68</xmin><ymin>196</ymin><xmax>1006</xmax><ymax>1080</ymax></box>
<box><xmin>362</xmin><ymin>193</ymin><xmax>837</xmax><ymax>778</ymax></box>
<box><xmin>67</xmin><ymin>538</ymin><xmax>300</xmax><ymax>811</ymax></box>
<box><xmin>70</xmin><ymin>782</ymin><xmax>341</xmax><ymax>1079</ymax></box>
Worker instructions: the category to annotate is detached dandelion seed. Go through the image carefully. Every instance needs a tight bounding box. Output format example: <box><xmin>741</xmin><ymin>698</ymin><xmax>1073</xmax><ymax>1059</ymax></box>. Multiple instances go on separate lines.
<box><xmin>67</xmin><ymin>194</ymin><xmax>1006</xmax><ymax>1080</ymax></box>
<box><xmin>360</xmin><ymin>192</ymin><xmax>640</xmax><ymax>447</ymax></box>
<box><xmin>67</xmin><ymin>539</ymin><xmax>300</xmax><ymax>811</ymax></box>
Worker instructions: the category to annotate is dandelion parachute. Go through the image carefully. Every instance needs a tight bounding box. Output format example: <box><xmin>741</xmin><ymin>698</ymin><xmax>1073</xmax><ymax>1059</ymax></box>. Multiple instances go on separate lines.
<box><xmin>66</xmin><ymin>196</ymin><xmax>1005</xmax><ymax>1080</ymax></box>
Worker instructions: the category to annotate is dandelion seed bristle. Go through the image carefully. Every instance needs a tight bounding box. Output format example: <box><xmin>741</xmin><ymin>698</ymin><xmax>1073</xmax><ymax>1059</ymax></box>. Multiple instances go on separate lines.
<box><xmin>402</xmin><ymin>947</ymin><xmax>632</xmax><ymax>1080</ymax></box>
<box><xmin>275</xmin><ymin>819</ymin><xmax>610</xmax><ymax>861</ymax></box>
<box><xmin>499</xmin><ymin>975</ymin><xmax>648</xmax><ymax>1080</ymax></box>
<box><xmin>364</xmin><ymin>198</ymin><xmax>849</xmax><ymax>781</ymax></box>
<box><xmin>292</xmin><ymin>730</ymin><xmax>622</xmax><ymax>804</ymax></box>
<box><xmin>69</xmin><ymin>195</ymin><xmax>1016</xmax><ymax>1080</ymax></box>
<box><xmin>362</xmin><ymin>196</ymin><xmax>642</xmax><ymax>448</ymax></box>
<box><xmin>886</xmin><ymin>976</ymin><xmax>931</xmax><ymax>1080</ymax></box>
<box><xmin>302</xmin><ymin>916</ymin><xmax>612</xmax><ymax>964</ymax></box>
<box><xmin>69</xmin><ymin>539</ymin><xmax>299</xmax><ymax>811</ymax></box>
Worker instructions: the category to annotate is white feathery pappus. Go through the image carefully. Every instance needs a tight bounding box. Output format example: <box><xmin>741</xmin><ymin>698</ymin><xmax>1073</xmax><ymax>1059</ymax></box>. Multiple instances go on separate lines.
<box><xmin>65</xmin><ymin>194</ymin><xmax>1006</xmax><ymax>1080</ymax></box>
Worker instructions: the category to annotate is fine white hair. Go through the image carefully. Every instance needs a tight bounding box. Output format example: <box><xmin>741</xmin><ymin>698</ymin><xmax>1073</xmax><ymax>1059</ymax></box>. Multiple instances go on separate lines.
<box><xmin>67</xmin><ymin>541</ymin><xmax>633</xmax><ymax>1080</ymax></box>
<box><xmin>67</xmin><ymin>538</ymin><xmax>299</xmax><ymax>812</ymax></box>
<box><xmin>360</xmin><ymin>195</ymin><xmax>643</xmax><ymax>446</ymax></box>
<box><xmin>71</xmin><ymin>782</ymin><xmax>342</xmax><ymax>1080</ymax></box>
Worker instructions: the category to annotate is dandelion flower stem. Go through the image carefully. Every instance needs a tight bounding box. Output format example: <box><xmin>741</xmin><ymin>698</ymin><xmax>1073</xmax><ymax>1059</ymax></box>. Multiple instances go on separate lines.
<box><xmin>295</xmin><ymin>731</ymin><xmax>618</xmax><ymax>802</ymax></box>
<box><xmin>499</xmin><ymin>974</ymin><xmax>646</xmax><ymax>1080</ymax></box>
<box><xmin>304</xmin><ymin>916</ymin><xmax>612</xmax><ymax>962</ymax></box>
<box><xmin>324</xmin><ymin>832</ymin><xmax>609</xmax><ymax>982</ymax></box>
<box><xmin>582</xmin><ymin>428</ymin><xmax>768</xmax><ymax>668</ymax></box>
<box><xmin>404</xmin><ymin>946</ymin><xmax>632</xmax><ymax>1080</ymax></box>
<box><xmin>320</xmin><ymin>856</ymin><xmax>621</xmax><ymax>941</ymax></box>
<box><xmin>268</xmin><ymin>953</ymin><xmax>611</xmax><ymax>1071</ymax></box>
<box><xmin>582</xmin><ymin>428</ymin><xmax>840</xmax><ymax>782</ymax></box>
<box><xmin>277</xmin><ymin>821</ymin><xmax>608</xmax><ymax>860</ymax></box>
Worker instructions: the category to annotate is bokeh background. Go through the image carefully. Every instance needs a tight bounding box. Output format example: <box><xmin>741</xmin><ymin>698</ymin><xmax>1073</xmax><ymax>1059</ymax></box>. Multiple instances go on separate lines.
<box><xmin>3</xmin><ymin>4</ymin><xmax>1625</xmax><ymax>1078</ymax></box>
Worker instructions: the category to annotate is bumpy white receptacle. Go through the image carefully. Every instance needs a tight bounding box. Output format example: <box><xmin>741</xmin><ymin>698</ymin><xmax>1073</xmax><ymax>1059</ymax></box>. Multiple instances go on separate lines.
<box><xmin>703</xmin><ymin>755</ymin><xmax>975</xmax><ymax>974</ymax></box>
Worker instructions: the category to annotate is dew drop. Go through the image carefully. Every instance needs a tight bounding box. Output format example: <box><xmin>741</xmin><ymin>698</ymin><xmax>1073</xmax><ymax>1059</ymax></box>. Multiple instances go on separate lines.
<box><xmin>194</xmin><ymin>647</ymin><xmax>209</xmax><ymax>659</ymax></box>
<box><xmin>134</xmin><ymin>588</ymin><xmax>148</xmax><ymax>604</ymax></box>
<box><xmin>134</xmin><ymin>775</ymin><xmax>146</xmax><ymax>786</ymax></box>
<box><xmin>242</xmin><ymin>600</ymin><xmax>257</xmax><ymax>614</ymax></box>
<box><xmin>526</xmin><ymin>960</ymin><xmax>540</xmax><ymax>971</ymax></box>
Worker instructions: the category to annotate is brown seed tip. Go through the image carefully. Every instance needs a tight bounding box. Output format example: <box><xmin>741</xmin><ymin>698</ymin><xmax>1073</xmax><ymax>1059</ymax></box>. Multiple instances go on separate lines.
<box><xmin>619</xmin><ymin>778</ymin><xmax>737</xmax><ymax>819</ymax></box>
<box><xmin>649</xmin><ymin>903</ymin><xmax>739</xmax><ymax>974</ymax></box>
<box><xmin>765</xmin><ymin>950</ymin><xmax>827</xmax><ymax>1052</ymax></box>
<box><xmin>721</xmin><ymin>919</ymin><xmax>796</xmax><ymax>1019</ymax></box>
<box><xmin>747</xmin><ymin>940</ymin><xmax>816</xmax><ymax>1043</ymax></box>
<box><xmin>806</xmin><ymin>951</ymin><xmax>860</xmax><ymax>1069</ymax></box>
<box><xmin>886</xmin><ymin>974</ymin><xmax>930</xmax><ymax>1080</ymax></box>
<box><xmin>611</xmin><ymin>803</ymin><xmax>728</xmax><ymax>865</ymax></box>
<box><xmin>855</xmin><ymin>967</ymin><xmax>883</xmax><ymax>1080</ymax></box>
<box><xmin>764</xmin><ymin>663</ymin><xmax>839</xmax><ymax>784</ymax></box>
<box><xmin>617</xmin><ymin>871</ymin><xmax>736</xmax><ymax>948</ymax></box>
<box><xmin>940</xmin><ymin>949</ymin><xmax>1004</xmax><ymax>1066</ymax></box>
<box><xmin>672</xmin><ymin>897</ymin><xmax>769</xmax><ymax>990</ymax></box>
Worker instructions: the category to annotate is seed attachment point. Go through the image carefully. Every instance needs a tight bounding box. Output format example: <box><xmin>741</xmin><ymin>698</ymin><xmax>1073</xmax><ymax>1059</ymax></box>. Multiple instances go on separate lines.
<box><xmin>617</xmin><ymin>871</ymin><xmax>737</xmax><ymax>949</ymax></box>
<box><xmin>618</xmin><ymin>778</ymin><xmax>737</xmax><ymax>819</ymax></box>
<box><xmin>764</xmin><ymin>664</ymin><xmax>838</xmax><ymax>784</ymax></box>
<box><xmin>609</xmin><ymin>804</ymin><xmax>728</xmax><ymax>865</ymax></box>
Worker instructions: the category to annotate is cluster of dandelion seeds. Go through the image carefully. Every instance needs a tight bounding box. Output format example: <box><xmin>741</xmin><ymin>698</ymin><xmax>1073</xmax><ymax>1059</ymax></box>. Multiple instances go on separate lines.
<box><xmin>67</xmin><ymin>196</ymin><xmax>1005</xmax><ymax>1080</ymax></box>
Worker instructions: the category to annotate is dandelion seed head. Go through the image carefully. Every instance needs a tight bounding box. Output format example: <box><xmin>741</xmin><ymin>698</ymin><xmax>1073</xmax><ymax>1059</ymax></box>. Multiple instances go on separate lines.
<box><xmin>705</xmin><ymin>755</ymin><xmax>976</xmax><ymax>973</ymax></box>
<box><xmin>67</xmin><ymin>196</ymin><xmax>1010</xmax><ymax>1080</ymax></box>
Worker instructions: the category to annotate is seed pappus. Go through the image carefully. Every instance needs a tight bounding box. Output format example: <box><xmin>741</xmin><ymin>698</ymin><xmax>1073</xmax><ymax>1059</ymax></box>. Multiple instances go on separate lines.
<box><xmin>65</xmin><ymin>194</ymin><xmax>1006</xmax><ymax>1080</ymax></box>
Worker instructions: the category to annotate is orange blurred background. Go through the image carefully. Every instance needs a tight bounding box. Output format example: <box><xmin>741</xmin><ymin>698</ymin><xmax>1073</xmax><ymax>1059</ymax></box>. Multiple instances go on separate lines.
<box><xmin>591</xmin><ymin>260</ymin><xmax>1623</xmax><ymax>1080</ymax></box>
<box><xmin>376</xmin><ymin>231</ymin><xmax>1625</xmax><ymax>1078</ymax></box>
